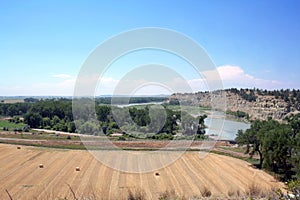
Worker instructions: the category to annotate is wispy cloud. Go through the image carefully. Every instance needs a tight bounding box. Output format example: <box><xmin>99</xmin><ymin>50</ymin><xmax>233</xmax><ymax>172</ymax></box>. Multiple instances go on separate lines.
<box><xmin>52</xmin><ymin>74</ymin><xmax>72</xmax><ymax>79</ymax></box>
<box><xmin>0</xmin><ymin>66</ymin><xmax>295</xmax><ymax>96</ymax></box>
<box><xmin>186</xmin><ymin>65</ymin><xmax>289</xmax><ymax>91</ymax></box>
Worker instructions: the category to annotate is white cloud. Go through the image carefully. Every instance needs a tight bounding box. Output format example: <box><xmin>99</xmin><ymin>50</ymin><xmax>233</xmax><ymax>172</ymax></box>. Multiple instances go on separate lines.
<box><xmin>0</xmin><ymin>66</ymin><xmax>294</xmax><ymax>96</ymax></box>
<box><xmin>216</xmin><ymin>65</ymin><xmax>285</xmax><ymax>89</ymax></box>
<box><xmin>217</xmin><ymin>65</ymin><xmax>249</xmax><ymax>80</ymax></box>
<box><xmin>96</xmin><ymin>66</ymin><xmax>292</xmax><ymax>95</ymax></box>
<box><xmin>185</xmin><ymin>65</ymin><xmax>291</xmax><ymax>92</ymax></box>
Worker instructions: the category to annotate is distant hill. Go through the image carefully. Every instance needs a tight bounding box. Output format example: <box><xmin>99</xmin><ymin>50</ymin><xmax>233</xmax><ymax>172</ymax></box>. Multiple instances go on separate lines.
<box><xmin>166</xmin><ymin>88</ymin><xmax>300</xmax><ymax>121</ymax></box>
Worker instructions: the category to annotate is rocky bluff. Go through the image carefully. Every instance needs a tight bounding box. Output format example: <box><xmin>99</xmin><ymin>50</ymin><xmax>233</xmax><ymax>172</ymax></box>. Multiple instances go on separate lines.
<box><xmin>166</xmin><ymin>89</ymin><xmax>300</xmax><ymax>121</ymax></box>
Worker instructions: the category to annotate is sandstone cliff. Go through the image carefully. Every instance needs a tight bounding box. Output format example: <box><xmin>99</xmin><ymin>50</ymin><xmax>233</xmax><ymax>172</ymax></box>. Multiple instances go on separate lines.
<box><xmin>166</xmin><ymin>89</ymin><xmax>300</xmax><ymax>121</ymax></box>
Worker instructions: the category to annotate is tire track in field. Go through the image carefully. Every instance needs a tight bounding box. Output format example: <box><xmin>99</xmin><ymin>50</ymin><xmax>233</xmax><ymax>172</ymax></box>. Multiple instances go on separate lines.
<box><xmin>64</xmin><ymin>153</ymin><xmax>95</xmax><ymax>196</ymax></box>
<box><xmin>0</xmin><ymin>148</ymin><xmax>38</xmax><ymax>180</ymax></box>
<box><xmin>117</xmin><ymin>155</ymin><xmax>129</xmax><ymax>199</ymax></box>
<box><xmin>108</xmin><ymin>153</ymin><xmax>123</xmax><ymax>200</ymax></box>
<box><xmin>80</xmin><ymin>158</ymin><xmax>103</xmax><ymax>197</ymax></box>
<box><xmin>210</xmin><ymin>154</ymin><xmax>253</xmax><ymax>192</ymax></box>
<box><xmin>0</xmin><ymin>150</ymin><xmax>50</xmax><ymax>198</ymax></box>
<box><xmin>186</xmin><ymin>153</ymin><xmax>224</xmax><ymax>194</ymax></box>
<box><xmin>13</xmin><ymin>150</ymin><xmax>62</xmax><ymax>199</ymax></box>
<box><xmin>47</xmin><ymin>151</ymin><xmax>82</xmax><ymax>199</ymax></box>
<box><xmin>157</xmin><ymin>153</ymin><xmax>182</xmax><ymax>197</ymax></box>
<box><xmin>35</xmin><ymin>150</ymin><xmax>80</xmax><ymax>199</ymax></box>
<box><xmin>99</xmin><ymin>155</ymin><xmax>115</xmax><ymax>200</ymax></box>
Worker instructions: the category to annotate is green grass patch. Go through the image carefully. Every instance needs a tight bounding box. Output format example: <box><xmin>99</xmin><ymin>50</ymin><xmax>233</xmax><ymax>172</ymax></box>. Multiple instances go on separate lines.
<box><xmin>0</xmin><ymin>120</ymin><xmax>25</xmax><ymax>129</ymax></box>
<box><xmin>165</xmin><ymin>105</ymin><xmax>210</xmax><ymax>115</ymax></box>
<box><xmin>218</xmin><ymin>146</ymin><xmax>247</xmax><ymax>153</ymax></box>
<box><xmin>0</xmin><ymin>140</ymin><xmax>87</xmax><ymax>150</ymax></box>
<box><xmin>211</xmin><ymin>150</ymin><xmax>259</xmax><ymax>165</ymax></box>
<box><xmin>0</xmin><ymin>131</ymin><xmax>81</xmax><ymax>141</ymax></box>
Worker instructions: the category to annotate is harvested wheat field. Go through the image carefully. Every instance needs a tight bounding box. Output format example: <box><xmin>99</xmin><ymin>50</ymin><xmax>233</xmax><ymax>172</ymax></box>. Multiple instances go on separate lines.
<box><xmin>0</xmin><ymin>144</ymin><xmax>283</xmax><ymax>199</ymax></box>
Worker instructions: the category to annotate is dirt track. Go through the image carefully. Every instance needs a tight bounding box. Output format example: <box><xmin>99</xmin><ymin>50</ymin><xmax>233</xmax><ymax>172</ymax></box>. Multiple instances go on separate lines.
<box><xmin>0</xmin><ymin>144</ymin><xmax>283</xmax><ymax>199</ymax></box>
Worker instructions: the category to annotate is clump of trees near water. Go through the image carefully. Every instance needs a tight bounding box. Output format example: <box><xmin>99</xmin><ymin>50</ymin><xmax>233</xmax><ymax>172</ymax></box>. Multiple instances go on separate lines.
<box><xmin>236</xmin><ymin>114</ymin><xmax>300</xmax><ymax>182</ymax></box>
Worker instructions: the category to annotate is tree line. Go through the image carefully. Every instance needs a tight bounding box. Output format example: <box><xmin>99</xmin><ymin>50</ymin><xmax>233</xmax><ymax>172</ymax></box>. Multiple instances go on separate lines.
<box><xmin>227</xmin><ymin>88</ymin><xmax>300</xmax><ymax>106</ymax></box>
<box><xmin>236</xmin><ymin>114</ymin><xmax>300</xmax><ymax>181</ymax></box>
<box><xmin>0</xmin><ymin>98</ymin><xmax>206</xmax><ymax>139</ymax></box>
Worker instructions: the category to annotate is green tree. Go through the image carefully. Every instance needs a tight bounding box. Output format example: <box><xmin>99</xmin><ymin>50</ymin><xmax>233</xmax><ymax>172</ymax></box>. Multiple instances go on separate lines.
<box><xmin>236</xmin><ymin>119</ymin><xmax>299</xmax><ymax>181</ymax></box>
<box><xmin>24</xmin><ymin>112</ymin><xmax>42</xmax><ymax>128</ymax></box>
<box><xmin>285</xmin><ymin>114</ymin><xmax>300</xmax><ymax>179</ymax></box>
<box><xmin>197</xmin><ymin>114</ymin><xmax>207</xmax><ymax>135</ymax></box>
<box><xmin>96</xmin><ymin>105</ymin><xmax>111</xmax><ymax>122</ymax></box>
<box><xmin>7</xmin><ymin>105</ymin><xmax>18</xmax><ymax>116</ymax></box>
<box><xmin>236</xmin><ymin>120</ymin><xmax>265</xmax><ymax>168</ymax></box>
<box><xmin>78</xmin><ymin>121</ymin><xmax>99</xmax><ymax>135</ymax></box>
<box><xmin>293</xmin><ymin>133</ymin><xmax>300</xmax><ymax>179</ymax></box>
<box><xmin>67</xmin><ymin>121</ymin><xmax>76</xmax><ymax>133</ymax></box>
<box><xmin>159</xmin><ymin>109</ymin><xmax>180</xmax><ymax>135</ymax></box>
<box><xmin>51</xmin><ymin>115</ymin><xmax>60</xmax><ymax>127</ymax></box>
<box><xmin>262</xmin><ymin>125</ymin><xmax>293</xmax><ymax>180</ymax></box>
<box><xmin>129</xmin><ymin>107</ymin><xmax>150</xmax><ymax>127</ymax></box>
<box><xmin>41</xmin><ymin>117</ymin><xmax>51</xmax><ymax>128</ymax></box>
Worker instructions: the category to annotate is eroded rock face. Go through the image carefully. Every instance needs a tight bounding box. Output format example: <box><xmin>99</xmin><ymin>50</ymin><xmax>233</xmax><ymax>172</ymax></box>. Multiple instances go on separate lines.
<box><xmin>166</xmin><ymin>90</ymin><xmax>300</xmax><ymax>121</ymax></box>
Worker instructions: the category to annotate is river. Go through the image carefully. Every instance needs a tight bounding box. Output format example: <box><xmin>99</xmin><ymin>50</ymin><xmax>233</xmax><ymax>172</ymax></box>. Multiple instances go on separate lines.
<box><xmin>117</xmin><ymin>102</ymin><xmax>250</xmax><ymax>140</ymax></box>
<box><xmin>205</xmin><ymin>111</ymin><xmax>250</xmax><ymax>140</ymax></box>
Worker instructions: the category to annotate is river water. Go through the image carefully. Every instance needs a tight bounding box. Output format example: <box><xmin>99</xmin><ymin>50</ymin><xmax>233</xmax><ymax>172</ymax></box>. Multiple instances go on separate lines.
<box><xmin>205</xmin><ymin>111</ymin><xmax>250</xmax><ymax>140</ymax></box>
<box><xmin>116</xmin><ymin>103</ymin><xmax>250</xmax><ymax>140</ymax></box>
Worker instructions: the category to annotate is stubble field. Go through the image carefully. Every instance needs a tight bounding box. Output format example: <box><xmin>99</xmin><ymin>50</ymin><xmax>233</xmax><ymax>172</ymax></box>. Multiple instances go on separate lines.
<box><xmin>0</xmin><ymin>144</ymin><xmax>283</xmax><ymax>199</ymax></box>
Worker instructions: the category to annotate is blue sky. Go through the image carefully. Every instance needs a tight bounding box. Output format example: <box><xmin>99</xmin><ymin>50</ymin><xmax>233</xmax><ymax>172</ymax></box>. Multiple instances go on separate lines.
<box><xmin>1</xmin><ymin>0</ymin><xmax>300</xmax><ymax>95</ymax></box>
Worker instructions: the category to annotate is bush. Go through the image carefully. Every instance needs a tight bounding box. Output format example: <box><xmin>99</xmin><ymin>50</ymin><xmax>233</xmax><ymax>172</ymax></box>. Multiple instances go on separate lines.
<box><xmin>158</xmin><ymin>190</ymin><xmax>178</xmax><ymax>200</ymax></box>
<box><xmin>13</xmin><ymin>128</ymin><xmax>22</xmax><ymax>132</ymax></box>
<box><xmin>118</xmin><ymin>136</ymin><xmax>126</xmax><ymax>141</ymax></box>
<box><xmin>127</xmin><ymin>188</ymin><xmax>146</xmax><ymax>200</ymax></box>
<box><xmin>194</xmin><ymin>134</ymin><xmax>207</xmax><ymax>140</ymax></box>
<box><xmin>151</xmin><ymin>133</ymin><xmax>173</xmax><ymax>140</ymax></box>
<box><xmin>201</xmin><ymin>186</ymin><xmax>212</xmax><ymax>197</ymax></box>
<box><xmin>286</xmin><ymin>180</ymin><xmax>300</xmax><ymax>197</ymax></box>
<box><xmin>23</xmin><ymin>125</ymin><xmax>30</xmax><ymax>132</ymax></box>
<box><xmin>245</xmin><ymin>183</ymin><xmax>264</xmax><ymax>198</ymax></box>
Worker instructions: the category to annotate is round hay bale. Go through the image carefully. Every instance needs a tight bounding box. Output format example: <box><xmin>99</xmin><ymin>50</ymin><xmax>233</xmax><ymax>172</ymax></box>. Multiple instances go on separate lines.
<box><xmin>17</xmin><ymin>146</ymin><xmax>21</xmax><ymax>149</ymax></box>
<box><xmin>155</xmin><ymin>172</ymin><xmax>160</xmax><ymax>176</ymax></box>
<box><xmin>76</xmin><ymin>167</ymin><xmax>80</xmax><ymax>171</ymax></box>
<box><xmin>39</xmin><ymin>164</ymin><xmax>44</xmax><ymax>168</ymax></box>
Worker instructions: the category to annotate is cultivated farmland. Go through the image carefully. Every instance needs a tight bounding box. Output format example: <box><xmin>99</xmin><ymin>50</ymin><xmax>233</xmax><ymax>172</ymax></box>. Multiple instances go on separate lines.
<box><xmin>0</xmin><ymin>144</ymin><xmax>283</xmax><ymax>199</ymax></box>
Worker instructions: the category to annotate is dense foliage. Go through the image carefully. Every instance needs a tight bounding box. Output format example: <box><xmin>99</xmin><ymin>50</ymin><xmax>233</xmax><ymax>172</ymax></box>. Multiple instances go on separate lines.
<box><xmin>226</xmin><ymin>110</ymin><xmax>249</xmax><ymax>119</ymax></box>
<box><xmin>227</xmin><ymin>88</ymin><xmax>300</xmax><ymax>109</ymax></box>
<box><xmin>227</xmin><ymin>88</ymin><xmax>257</xmax><ymax>102</ymax></box>
<box><xmin>0</xmin><ymin>97</ymin><xmax>206</xmax><ymax>139</ymax></box>
<box><xmin>236</xmin><ymin>114</ymin><xmax>300</xmax><ymax>181</ymax></box>
<box><xmin>96</xmin><ymin>96</ymin><xmax>166</xmax><ymax>105</ymax></box>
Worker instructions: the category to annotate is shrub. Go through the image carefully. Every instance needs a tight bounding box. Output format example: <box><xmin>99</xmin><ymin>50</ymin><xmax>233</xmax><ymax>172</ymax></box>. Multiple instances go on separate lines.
<box><xmin>158</xmin><ymin>190</ymin><xmax>176</xmax><ymax>200</ymax></box>
<box><xmin>201</xmin><ymin>186</ymin><xmax>212</xmax><ymax>197</ymax></box>
<box><xmin>245</xmin><ymin>183</ymin><xmax>264</xmax><ymax>198</ymax></box>
<box><xmin>127</xmin><ymin>188</ymin><xmax>146</xmax><ymax>200</ymax></box>
<box><xmin>286</xmin><ymin>180</ymin><xmax>300</xmax><ymax>198</ymax></box>
<box><xmin>118</xmin><ymin>136</ymin><xmax>126</xmax><ymax>141</ymax></box>
<box><xmin>152</xmin><ymin>133</ymin><xmax>173</xmax><ymax>140</ymax></box>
